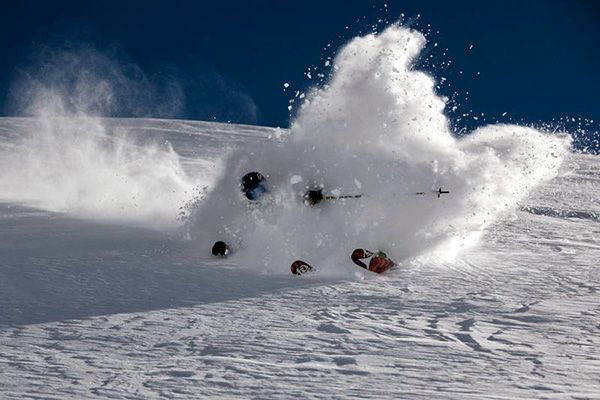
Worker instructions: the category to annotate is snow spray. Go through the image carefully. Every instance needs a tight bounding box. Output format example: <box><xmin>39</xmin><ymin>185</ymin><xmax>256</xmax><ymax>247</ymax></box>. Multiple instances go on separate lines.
<box><xmin>189</xmin><ymin>25</ymin><xmax>570</xmax><ymax>273</ymax></box>
<box><xmin>0</xmin><ymin>49</ymin><xmax>193</xmax><ymax>229</ymax></box>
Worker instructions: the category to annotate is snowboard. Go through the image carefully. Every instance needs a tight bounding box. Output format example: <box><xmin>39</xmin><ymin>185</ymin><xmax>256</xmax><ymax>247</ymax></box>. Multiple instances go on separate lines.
<box><xmin>290</xmin><ymin>248</ymin><xmax>395</xmax><ymax>275</ymax></box>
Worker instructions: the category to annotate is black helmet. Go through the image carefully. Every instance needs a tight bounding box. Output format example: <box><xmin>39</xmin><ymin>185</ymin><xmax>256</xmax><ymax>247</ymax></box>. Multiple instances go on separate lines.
<box><xmin>241</xmin><ymin>172</ymin><xmax>266</xmax><ymax>200</ymax></box>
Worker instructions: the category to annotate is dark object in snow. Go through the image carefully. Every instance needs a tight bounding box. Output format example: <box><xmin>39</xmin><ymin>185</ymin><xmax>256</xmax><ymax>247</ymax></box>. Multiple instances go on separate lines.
<box><xmin>304</xmin><ymin>189</ymin><xmax>324</xmax><ymax>206</ymax></box>
<box><xmin>212</xmin><ymin>241</ymin><xmax>229</xmax><ymax>257</ymax></box>
<box><xmin>291</xmin><ymin>249</ymin><xmax>395</xmax><ymax>276</ymax></box>
<box><xmin>241</xmin><ymin>171</ymin><xmax>267</xmax><ymax>200</ymax></box>
<box><xmin>290</xmin><ymin>260</ymin><xmax>314</xmax><ymax>275</ymax></box>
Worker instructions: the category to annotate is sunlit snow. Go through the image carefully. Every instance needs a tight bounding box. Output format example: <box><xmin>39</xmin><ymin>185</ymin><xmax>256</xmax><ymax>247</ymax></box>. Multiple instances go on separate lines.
<box><xmin>0</xmin><ymin>24</ymin><xmax>598</xmax><ymax>399</ymax></box>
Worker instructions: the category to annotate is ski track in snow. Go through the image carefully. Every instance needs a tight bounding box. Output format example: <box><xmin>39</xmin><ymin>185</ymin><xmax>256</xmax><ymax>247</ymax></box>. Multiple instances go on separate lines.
<box><xmin>1</xmin><ymin>118</ymin><xmax>599</xmax><ymax>399</ymax></box>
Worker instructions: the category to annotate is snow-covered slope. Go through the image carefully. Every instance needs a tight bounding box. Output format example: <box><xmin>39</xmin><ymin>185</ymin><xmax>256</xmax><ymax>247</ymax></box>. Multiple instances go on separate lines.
<box><xmin>0</xmin><ymin>117</ymin><xmax>599</xmax><ymax>399</ymax></box>
<box><xmin>0</xmin><ymin>23</ymin><xmax>597</xmax><ymax>400</ymax></box>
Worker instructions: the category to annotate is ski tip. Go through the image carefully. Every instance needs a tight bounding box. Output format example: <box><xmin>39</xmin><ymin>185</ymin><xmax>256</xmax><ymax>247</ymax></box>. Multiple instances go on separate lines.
<box><xmin>351</xmin><ymin>248</ymin><xmax>395</xmax><ymax>274</ymax></box>
<box><xmin>291</xmin><ymin>260</ymin><xmax>314</xmax><ymax>275</ymax></box>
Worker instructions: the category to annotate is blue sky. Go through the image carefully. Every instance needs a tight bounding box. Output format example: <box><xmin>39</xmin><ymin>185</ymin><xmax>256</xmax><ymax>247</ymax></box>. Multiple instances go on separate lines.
<box><xmin>0</xmin><ymin>0</ymin><xmax>598</xmax><ymax>149</ymax></box>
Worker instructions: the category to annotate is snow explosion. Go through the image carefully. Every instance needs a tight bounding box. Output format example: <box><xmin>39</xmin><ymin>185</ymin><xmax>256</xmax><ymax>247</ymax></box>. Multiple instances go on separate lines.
<box><xmin>188</xmin><ymin>25</ymin><xmax>570</xmax><ymax>273</ymax></box>
<box><xmin>0</xmin><ymin>25</ymin><xmax>571</xmax><ymax>270</ymax></box>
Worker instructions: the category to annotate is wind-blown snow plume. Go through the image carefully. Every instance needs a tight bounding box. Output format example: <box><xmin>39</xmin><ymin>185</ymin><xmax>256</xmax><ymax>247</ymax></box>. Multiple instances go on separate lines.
<box><xmin>189</xmin><ymin>25</ymin><xmax>570</xmax><ymax>272</ymax></box>
<box><xmin>6</xmin><ymin>45</ymin><xmax>184</xmax><ymax>118</ymax></box>
<box><xmin>0</xmin><ymin>49</ymin><xmax>193</xmax><ymax>229</ymax></box>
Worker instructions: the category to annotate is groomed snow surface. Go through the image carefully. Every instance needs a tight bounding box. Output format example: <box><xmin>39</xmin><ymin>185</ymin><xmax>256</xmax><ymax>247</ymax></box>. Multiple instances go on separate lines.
<box><xmin>1</xmin><ymin>118</ymin><xmax>599</xmax><ymax>399</ymax></box>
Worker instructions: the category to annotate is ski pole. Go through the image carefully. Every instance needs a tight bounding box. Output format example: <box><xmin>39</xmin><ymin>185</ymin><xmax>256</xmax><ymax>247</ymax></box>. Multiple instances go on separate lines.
<box><xmin>304</xmin><ymin>187</ymin><xmax>449</xmax><ymax>206</ymax></box>
<box><xmin>429</xmin><ymin>187</ymin><xmax>449</xmax><ymax>197</ymax></box>
<box><xmin>304</xmin><ymin>189</ymin><xmax>363</xmax><ymax>206</ymax></box>
<box><xmin>402</xmin><ymin>187</ymin><xmax>450</xmax><ymax>197</ymax></box>
<box><xmin>323</xmin><ymin>194</ymin><xmax>363</xmax><ymax>200</ymax></box>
